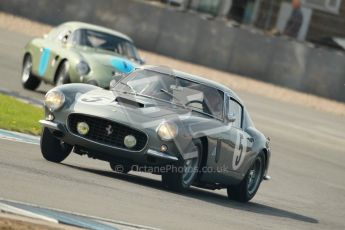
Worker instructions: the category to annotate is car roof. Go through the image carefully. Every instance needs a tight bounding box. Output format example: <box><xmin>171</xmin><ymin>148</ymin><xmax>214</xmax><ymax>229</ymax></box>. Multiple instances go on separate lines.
<box><xmin>59</xmin><ymin>21</ymin><xmax>133</xmax><ymax>43</ymax></box>
<box><xmin>138</xmin><ymin>65</ymin><xmax>244</xmax><ymax>105</ymax></box>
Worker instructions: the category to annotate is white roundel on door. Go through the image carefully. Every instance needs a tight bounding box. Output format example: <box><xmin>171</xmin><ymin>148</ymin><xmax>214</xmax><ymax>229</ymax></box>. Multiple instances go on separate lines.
<box><xmin>232</xmin><ymin>130</ymin><xmax>247</xmax><ymax>170</ymax></box>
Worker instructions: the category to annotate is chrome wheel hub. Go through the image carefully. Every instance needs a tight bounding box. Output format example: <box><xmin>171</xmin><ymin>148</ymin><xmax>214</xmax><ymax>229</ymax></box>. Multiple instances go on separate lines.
<box><xmin>182</xmin><ymin>156</ymin><xmax>198</xmax><ymax>186</ymax></box>
<box><xmin>247</xmin><ymin>158</ymin><xmax>263</xmax><ymax>195</ymax></box>
<box><xmin>248</xmin><ymin>170</ymin><xmax>256</xmax><ymax>185</ymax></box>
<box><xmin>56</xmin><ymin>74</ymin><xmax>64</xmax><ymax>86</ymax></box>
<box><xmin>22</xmin><ymin>61</ymin><xmax>31</xmax><ymax>82</ymax></box>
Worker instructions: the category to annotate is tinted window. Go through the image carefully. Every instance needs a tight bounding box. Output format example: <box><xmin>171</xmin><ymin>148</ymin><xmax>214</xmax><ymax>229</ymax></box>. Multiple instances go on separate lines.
<box><xmin>73</xmin><ymin>29</ymin><xmax>139</xmax><ymax>60</ymax></box>
<box><xmin>228</xmin><ymin>98</ymin><xmax>242</xmax><ymax>128</ymax></box>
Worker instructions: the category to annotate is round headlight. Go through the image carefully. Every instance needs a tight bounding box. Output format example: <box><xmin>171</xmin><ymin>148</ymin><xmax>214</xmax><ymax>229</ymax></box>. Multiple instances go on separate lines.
<box><xmin>157</xmin><ymin>121</ymin><xmax>178</xmax><ymax>141</ymax></box>
<box><xmin>124</xmin><ymin>135</ymin><xmax>137</xmax><ymax>148</ymax></box>
<box><xmin>77</xmin><ymin>122</ymin><xmax>89</xmax><ymax>135</ymax></box>
<box><xmin>76</xmin><ymin>61</ymin><xmax>90</xmax><ymax>75</ymax></box>
<box><xmin>45</xmin><ymin>91</ymin><xmax>65</xmax><ymax>111</ymax></box>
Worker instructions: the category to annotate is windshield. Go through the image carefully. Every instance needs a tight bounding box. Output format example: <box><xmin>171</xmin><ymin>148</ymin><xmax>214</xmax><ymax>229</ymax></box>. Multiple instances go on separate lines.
<box><xmin>113</xmin><ymin>69</ymin><xmax>224</xmax><ymax>119</ymax></box>
<box><xmin>72</xmin><ymin>29</ymin><xmax>140</xmax><ymax>60</ymax></box>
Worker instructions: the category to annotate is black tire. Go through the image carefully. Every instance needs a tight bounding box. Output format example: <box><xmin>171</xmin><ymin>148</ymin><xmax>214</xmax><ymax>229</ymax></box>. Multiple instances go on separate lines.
<box><xmin>162</xmin><ymin>140</ymin><xmax>202</xmax><ymax>192</ymax></box>
<box><xmin>22</xmin><ymin>55</ymin><xmax>41</xmax><ymax>90</ymax></box>
<box><xmin>55</xmin><ymin>61</ymin><xmax>71</xmax><ymax>86</ymax></box>
<box><xmin>109</xmin><ymin>162</ymin><xmax>131</xmax><ymax>174</ymax></box>
<box><xmin>40</xmin><ymin>128</ymin><xmax>72</xmax><ymax>163</ymax></box>
<box><xmin>227</xmin><ymin>152</ymin><xmax>265</xmax><ymax>202</ymax></box>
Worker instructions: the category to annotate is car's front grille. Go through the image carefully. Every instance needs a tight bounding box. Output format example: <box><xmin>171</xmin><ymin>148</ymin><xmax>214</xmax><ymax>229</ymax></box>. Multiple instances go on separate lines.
<box><xmin>68</xmin><ymin>114</ymin><xmax>147</xmax><ymax>151</ymax></box>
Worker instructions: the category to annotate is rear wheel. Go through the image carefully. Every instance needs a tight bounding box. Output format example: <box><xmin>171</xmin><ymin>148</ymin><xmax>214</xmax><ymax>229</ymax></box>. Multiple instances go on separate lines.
<box><xmin>227</xmin><ymin>152</ymin><xmax>265</xmax><ymax>202</ymax></box>
<box><xmin>22</xmin><ymin>55</ymin><xmax>41</xmax><ymax>90</ymax></box>
<box><xmin>55</xmin><ymin>61</ymin><xmax>71</xmax><ymax>86</ymax></box>
<box><xmin>162</xmin><ymin>140</ymin><xmax>202</xmax><ymax>192</ymax></box>
<box><xmin>109</xmin><ymin>162</ymin><xmax>131</xmax><ymax>174</ymax></box>
<box><xmin>40</xmin><ymin>128</ymin><xmax>72</xmax><ymax>163</ymax></box>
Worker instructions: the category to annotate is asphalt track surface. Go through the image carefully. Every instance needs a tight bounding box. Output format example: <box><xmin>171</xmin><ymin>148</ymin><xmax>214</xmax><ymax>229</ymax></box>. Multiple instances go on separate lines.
<box><xmin>0</xmin><ymin>28</ymin><xmax>345</xmax><ymax>230</ymax></box>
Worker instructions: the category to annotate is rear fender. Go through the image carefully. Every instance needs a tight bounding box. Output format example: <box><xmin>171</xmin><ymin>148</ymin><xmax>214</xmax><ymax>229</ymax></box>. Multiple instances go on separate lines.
<box><xmin>241</xmin><ymin>126</ymin><xmax>269</xmax><ymax>178</ymax></box>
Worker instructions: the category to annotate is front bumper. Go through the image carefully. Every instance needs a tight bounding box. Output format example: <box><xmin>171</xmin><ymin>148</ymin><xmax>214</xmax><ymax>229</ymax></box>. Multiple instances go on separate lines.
<box><xmin>39</xmin><ymin>120</ymin><xmax>179</xmax><ymax>165</ymax></box>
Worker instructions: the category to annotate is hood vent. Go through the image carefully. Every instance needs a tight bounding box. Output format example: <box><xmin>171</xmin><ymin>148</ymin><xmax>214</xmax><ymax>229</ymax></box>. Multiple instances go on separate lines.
<box><xmin>115</xmin><ymin>96</ymin><xmax>145</xmax><ymax>108</ymax></box>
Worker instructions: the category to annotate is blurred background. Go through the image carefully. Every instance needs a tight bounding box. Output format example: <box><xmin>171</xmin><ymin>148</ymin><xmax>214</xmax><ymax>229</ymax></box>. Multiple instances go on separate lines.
<box><xmin>1</xmin><ymin>0</ymin><xmax>344</xmax><ymax>103</ymax></box>
<box><xmin>157</xmin><ymin>0</ymin><xmax>344</xmax><ymax>42</ymax></box>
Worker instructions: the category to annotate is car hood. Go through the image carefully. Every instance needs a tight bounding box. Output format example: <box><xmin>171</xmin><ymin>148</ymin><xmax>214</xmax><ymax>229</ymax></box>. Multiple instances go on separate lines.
<box><xmin>79</xmin><ymin>50</ymin><xmax>136</xmax><ymax>74</ymax></box>
<box><xmin>73</xmin><ymin>89</ymin><xmax>213</xmax><ymax>130</ymax></box>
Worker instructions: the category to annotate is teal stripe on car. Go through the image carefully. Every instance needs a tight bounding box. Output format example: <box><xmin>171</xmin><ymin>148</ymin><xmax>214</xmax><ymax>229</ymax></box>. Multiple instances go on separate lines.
<box><xmin>110</xmin><ymin>57</ymin><xmax>134</xmax><ymax>74</ymax></box>
<box><xmin>38</xmin><ymin>48</ymin><xmax>51</xmax><ymax>76</ymax></box>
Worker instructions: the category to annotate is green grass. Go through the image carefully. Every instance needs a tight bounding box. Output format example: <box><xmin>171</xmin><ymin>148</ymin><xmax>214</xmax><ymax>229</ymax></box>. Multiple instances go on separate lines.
<box><xmin>0</xmin><ymin>94</ymin><xmax>43</xmax><ymax>135</ymax></box>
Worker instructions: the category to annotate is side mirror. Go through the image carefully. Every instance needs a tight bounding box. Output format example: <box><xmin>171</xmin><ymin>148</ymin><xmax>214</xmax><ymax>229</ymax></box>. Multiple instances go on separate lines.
<box><xmin>227</xmin><ymin>113</ymin><xmax>236</xmax><ymax>122</ymax></box>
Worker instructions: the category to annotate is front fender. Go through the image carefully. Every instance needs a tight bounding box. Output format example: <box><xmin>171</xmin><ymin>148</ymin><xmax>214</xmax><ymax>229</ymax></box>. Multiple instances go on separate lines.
<box><xmin>44</xmin><ymin>84</ymin><xmax>100</xmax><ymax>114</ymax></box>
<box><xmin>23</xmin><ymin>38</ymin><xmax>43</xmax><ymax>76</ymax></box>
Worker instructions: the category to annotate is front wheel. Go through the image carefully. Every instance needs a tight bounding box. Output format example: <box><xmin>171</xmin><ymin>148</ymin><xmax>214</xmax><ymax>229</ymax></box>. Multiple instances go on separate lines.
<box><xmin>22</xmin><ymin>55</ymin><xmax>41</xmax><ymax>90</ymax></box>
<box><xmin>40</xmin><ymin>128</ymin><xmax>72</xmax><ymax>163</ymax></box>
<box><xmin>162</xmin><ymin>140</ymin><xmax>202</xmax><ymax>192</ymax></box>
<box><xmin>55</xmin><ymin>61</ymin><xmax>71</xmax><ymax>86</ymax></box>
<box><xmin>227</xmin><ymin>152</ymin><xmax>265</xmax><ymax>202</ymax></box>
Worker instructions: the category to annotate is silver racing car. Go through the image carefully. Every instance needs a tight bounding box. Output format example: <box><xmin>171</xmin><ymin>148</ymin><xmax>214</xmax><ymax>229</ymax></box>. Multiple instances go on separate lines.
<box><xmin>39</xmin><ymin>66</ymin><xmax>271</xmax><ymax>202</ymax></box>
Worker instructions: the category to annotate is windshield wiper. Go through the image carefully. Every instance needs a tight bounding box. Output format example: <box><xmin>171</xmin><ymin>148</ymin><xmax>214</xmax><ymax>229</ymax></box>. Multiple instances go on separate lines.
<box><xmin>160</xmin><ymin>89</ymin><xmax>186</xmax><ymax>109</ymax></box>
<box><xmin>113</xmin><ymin>85</ymin><xmax>187</xmax><ymax>108</ymax></box>
<box><xmin>126</xmin><ymin>91</ymin><xmax>184</xmax><ymax>107</ymax></box>
<box><xmin>188</xmin><ymin>107</ymin><xmax>219</xmax><ymax>119</ymax></box>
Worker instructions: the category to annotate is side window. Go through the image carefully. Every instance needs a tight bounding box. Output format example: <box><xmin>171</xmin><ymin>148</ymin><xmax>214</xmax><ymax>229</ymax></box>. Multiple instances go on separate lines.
<box><xmin>228</xmin><ymin>98</ymin><xmax>243</xmax><ymax>128</ymax></box>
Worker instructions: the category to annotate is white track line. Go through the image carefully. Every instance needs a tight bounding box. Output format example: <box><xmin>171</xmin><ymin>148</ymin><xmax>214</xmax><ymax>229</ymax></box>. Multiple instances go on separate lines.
<box><xmin>0</xmin><ymin>198</ymin><xmax>160</xmax><ymax>230</ymax></box>
<box><xmin>0</xmin><ymin>203</ymin><xmax>58</xmax><ymax>224</ymax></box>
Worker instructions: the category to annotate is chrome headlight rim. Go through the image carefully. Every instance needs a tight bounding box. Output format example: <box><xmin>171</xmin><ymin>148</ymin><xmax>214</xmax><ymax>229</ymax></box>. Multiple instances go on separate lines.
<box><xmin>76</xmin><ymin>61</ymin><xmax>90</xmax><ymax>76</ymax></box>
<box><xmin>44</xmin><ymin>90</ymin><xmax>65</xmax><ymax>112</ymax></box>
<box><xmin>157</xmin><ymin>121</ymin><xmax>178</xmax><ymax>141</ymax></box>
